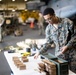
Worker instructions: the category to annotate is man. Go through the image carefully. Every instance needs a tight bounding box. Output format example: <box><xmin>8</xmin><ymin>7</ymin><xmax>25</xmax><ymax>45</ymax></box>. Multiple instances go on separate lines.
<box><xmin>0</xmin><ymin>14</ymin><xmax>4</xmax><ymax>42</ymax></box>
<box><xmin>34</xmin><ymin>8</ymin><xmax>76</xmax><ymax>73</ymax></box>
<box><xmin>38</xmin><ymin>12</ymin><xmax>44</xmax><ymax>35</ymax></box>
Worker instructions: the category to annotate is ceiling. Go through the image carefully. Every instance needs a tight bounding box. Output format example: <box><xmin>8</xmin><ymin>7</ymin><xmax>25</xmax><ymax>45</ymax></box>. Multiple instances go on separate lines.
<box><xmin>0</xmin><ymin>0</ymin><xmax>39</xmax><ymax>3</ymax></box>
<box><xmin>0</xmin><ymin>0</ymin><xmax>48</xmax><ymax>11</ymax></box>
<box><xmin>0</xmin><ymin>0</ymin><xmax>49</xmax><ymax>4</ymax></box>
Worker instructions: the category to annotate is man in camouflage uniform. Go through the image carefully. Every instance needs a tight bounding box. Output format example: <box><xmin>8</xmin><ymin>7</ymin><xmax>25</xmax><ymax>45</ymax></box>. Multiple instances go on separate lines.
<box><xmin>38</xmin><ymin>12</ymin><xmax>45</xmax><ymax>35</ymax></box>
<box><xmin>34</xmin><ymin>8</ymin><xmax>76</xmax><ymax>73</ymax></box>
<box><xmin>0</xmin><ymin>15</ymin><xmax>4</xmax><ymax>42</ymax></box>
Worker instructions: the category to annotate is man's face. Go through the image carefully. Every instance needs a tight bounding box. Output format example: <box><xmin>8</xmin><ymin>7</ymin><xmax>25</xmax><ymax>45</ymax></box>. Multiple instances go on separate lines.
<box><xmin>43</xmin><ymin>14</ymin><xmax>53</xmax><ymax>24</ymax></box>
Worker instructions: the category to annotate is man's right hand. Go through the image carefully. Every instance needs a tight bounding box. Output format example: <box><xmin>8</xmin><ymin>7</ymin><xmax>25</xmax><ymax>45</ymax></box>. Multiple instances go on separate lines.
<box><xmin>34</xmin><ymin>52</ymin><xmax>39</xmax><ymax>59</ymax></box>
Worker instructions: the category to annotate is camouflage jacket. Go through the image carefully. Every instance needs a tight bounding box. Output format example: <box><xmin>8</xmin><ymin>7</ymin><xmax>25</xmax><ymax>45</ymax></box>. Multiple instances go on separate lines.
<box><xmin>39</xmin><ymin>18</ymin><xmax>74</xmax><ymax>56</ymax></box>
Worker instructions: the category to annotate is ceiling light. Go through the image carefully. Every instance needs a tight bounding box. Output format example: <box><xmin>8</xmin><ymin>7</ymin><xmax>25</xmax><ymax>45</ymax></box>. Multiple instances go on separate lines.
<box><xmin>12</xmin><ymin>0</ymin><xmax>15</xmax><ymax>1</ymax></box>
<box><xmin>24</xmin><ymin>0</ymin><xmax>27</xmax><ymax>1</ymax></box>
<box><xmin>0</xmin><ymin>0</ymin><xmax>2</xmax><ymax>1</ymax></box>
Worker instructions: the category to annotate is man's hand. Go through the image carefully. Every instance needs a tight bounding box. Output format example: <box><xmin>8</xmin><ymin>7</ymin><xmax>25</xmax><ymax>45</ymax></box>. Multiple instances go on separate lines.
<box><xmin>60</xmin><ymin>46</ymin><xmax>68</xmax><ymax>54</ymax></box>
<box><xmin>34</xmin><ymin>52</ymin><xmax>39</xmax><ymax>59</ymax></box>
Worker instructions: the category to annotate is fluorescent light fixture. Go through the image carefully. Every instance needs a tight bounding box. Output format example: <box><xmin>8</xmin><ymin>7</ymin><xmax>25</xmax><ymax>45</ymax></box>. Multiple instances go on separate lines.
<box><xmin>12</xmin><ymin>0</ymin><xmax>15</xmax><ymax>1</ymax></box>
<box><xmin>24</xmin><ymin>0</ymin><xmax>27</xmax><ymax>1</ymax></box>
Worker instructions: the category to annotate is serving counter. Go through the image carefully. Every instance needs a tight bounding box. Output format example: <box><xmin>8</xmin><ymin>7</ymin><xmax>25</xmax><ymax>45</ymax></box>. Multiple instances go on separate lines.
<box><xmin>4</xmin><ymin>52</ymin><xmax>76</xmax><ymax>75</ymax></box>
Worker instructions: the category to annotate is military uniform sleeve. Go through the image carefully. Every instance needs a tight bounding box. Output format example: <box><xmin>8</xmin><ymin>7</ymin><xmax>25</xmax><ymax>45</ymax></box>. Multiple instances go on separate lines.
<box><xmin>67</xmin><ymin>35</ymin><xmax>76</xmax><ymax>49</ymax></box>
<box><xmin>67</xmin><ymin>18</ymin><xmax>74</xmax><ymax>35</ymax></box>
<box><xmin>39</xmin><ymin>25</ymin><xmax>53</xmax><ymax>54</ymax></box>
<box><xmin>45</xmin><ymin>25</ymin><xmax>53</xmax><ymax>43</ymax></box>
<box><xmin>65</xmin><ymin>18</ymin><xmax>74</xmax><ymax>45</ymax></box>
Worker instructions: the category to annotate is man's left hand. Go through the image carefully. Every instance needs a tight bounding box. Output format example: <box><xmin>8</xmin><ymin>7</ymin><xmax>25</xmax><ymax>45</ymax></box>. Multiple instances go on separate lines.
<box><xmin>60</xmin><ymin>46</ymin><xmax>68</xmax><ymax>54</ymax></box>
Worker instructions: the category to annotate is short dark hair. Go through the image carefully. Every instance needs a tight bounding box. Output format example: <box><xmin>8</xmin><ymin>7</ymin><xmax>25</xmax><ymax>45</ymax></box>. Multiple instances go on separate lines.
<box><xmin>43</xmin><ymin>8</ymin><xmax>55</xmax><ymax>16</ymax></box>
